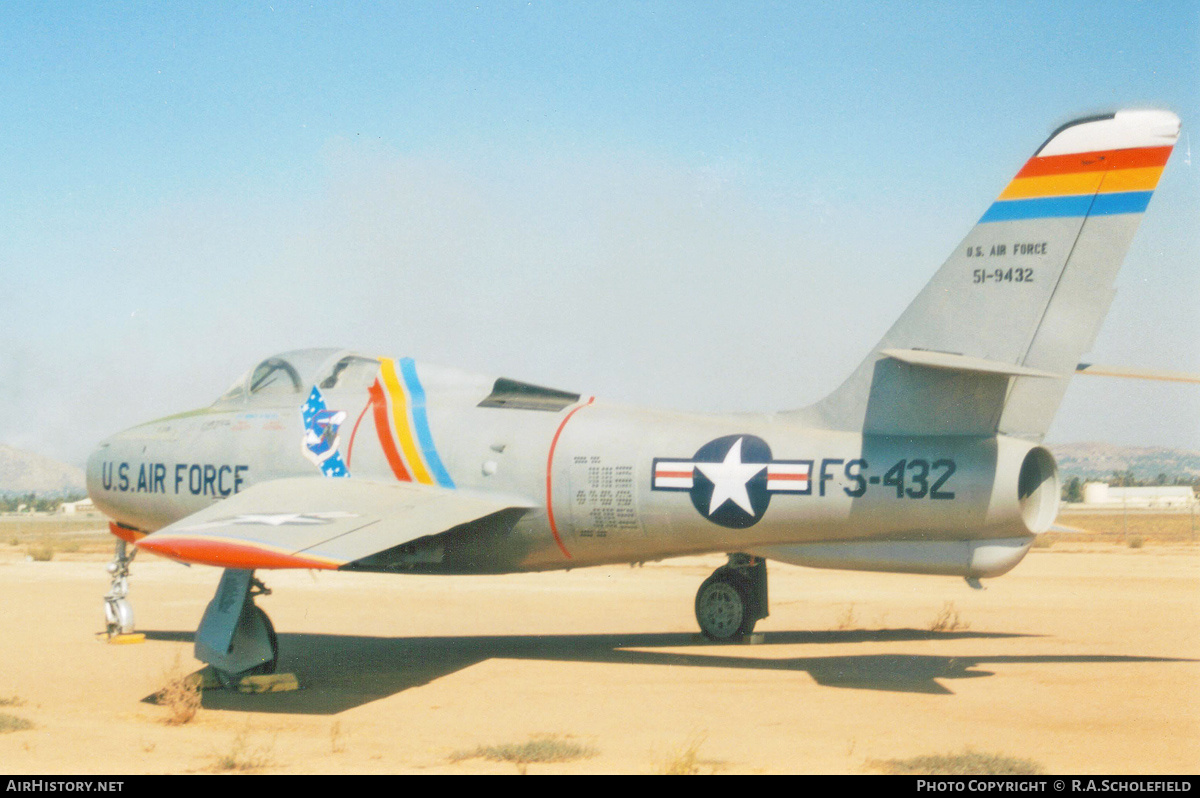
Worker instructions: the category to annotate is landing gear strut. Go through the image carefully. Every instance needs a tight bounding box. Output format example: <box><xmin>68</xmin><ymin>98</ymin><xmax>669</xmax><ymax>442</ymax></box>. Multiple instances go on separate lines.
<box><xmin>103</xmin><ymin>540</ymin><xmax>136</xmax><ymax>636</ymax></box>
<box><xmin>194</xmin><ymin>569</ymin><xmax>279</xmax><ymax>687</ymax></box>
<box><xmin>695</xmin><ymin>553</ymin><xmax>768</xmax><ymax>641</ymax></box>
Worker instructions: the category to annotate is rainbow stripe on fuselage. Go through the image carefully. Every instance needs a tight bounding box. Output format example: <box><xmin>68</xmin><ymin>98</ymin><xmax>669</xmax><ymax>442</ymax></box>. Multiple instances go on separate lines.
<box><xmin>980</xmin><ymin>145</ymin><xmax>1171</xmax><ymax>223</ymax></box>
<box><xmin>369</xmin><ymin>357</ymin><xmax>455</xmax><ymax>488</ymax></box>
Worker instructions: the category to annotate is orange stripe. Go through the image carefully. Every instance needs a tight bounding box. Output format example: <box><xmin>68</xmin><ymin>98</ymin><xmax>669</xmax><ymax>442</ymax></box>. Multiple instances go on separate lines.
<box><xmin>1016</xmin><ymin>145</ymin><xmax>1172</xmax><ymax>178</ymax></box>
<box><xmin>108</xmin><ymin>521</ymin><xmax>146</xmax><ymax>544</ymax></box>
<box><xmin>136</xmin><ymin>535</ymin><xmax>342</xmax><ymax>570</ymax></box>
<box><xmin>545</xmin><ymin>397</ymin><xmax>594</xmax><ymax>560</ymax></box>
<box><xmin>369</xmin><ymin>379</ymin><xmax>411</xmax><ymax>481</ymax></box>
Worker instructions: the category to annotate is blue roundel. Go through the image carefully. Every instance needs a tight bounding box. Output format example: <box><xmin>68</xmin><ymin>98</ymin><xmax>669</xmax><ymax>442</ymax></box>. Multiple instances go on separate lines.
<box><xmin>687</xmin><ymin>435</ymin><xmax>773</xmax><ymax>528</ymax></box>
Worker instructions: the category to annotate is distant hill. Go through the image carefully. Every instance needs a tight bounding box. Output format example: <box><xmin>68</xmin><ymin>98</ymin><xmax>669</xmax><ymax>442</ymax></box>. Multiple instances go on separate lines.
<box><xmin>1048</xmin><ymin>442</ymin><xmax>1200</xmax><ymax>482</ymax></box>
<box><xmin>0</xmin><ymin>445</ymin><xmax>87</xmax><ymax>496</ymax></box>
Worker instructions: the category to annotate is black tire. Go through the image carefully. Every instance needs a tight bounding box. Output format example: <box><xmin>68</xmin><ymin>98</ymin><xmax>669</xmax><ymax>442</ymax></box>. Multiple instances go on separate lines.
<box><xmin>695</xmin><ymin>570</ymin><xmax>757</xmax><ymax>641</ymax></box>
<box><xmin>245</xmin><ymin>605</ymin><xmax>278</xmax><ymax>676</ymax></box>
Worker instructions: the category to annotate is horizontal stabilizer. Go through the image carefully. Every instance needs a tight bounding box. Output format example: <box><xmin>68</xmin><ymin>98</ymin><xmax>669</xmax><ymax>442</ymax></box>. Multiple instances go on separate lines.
<box><xmin>882</xmin><ymin>349</ymin><xmax>1059</xmax><ymax>379</ymax></box>
<box><xmin>136</xmin><ymin>478</ymin><xmax>535</xmax><ymax>569</ymax></box>
<box><xmin>1075</xmin><ymin>363</ymin><xmax>1200</xmax><ymax>385</ymax></box>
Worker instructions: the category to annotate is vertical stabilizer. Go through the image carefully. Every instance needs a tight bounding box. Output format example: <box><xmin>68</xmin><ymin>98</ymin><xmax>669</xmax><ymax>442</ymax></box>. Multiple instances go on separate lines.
<box><xmin>801</xmin><ymin>110</ymin><xmax>1180</xmax><ymax>439</ymax></box>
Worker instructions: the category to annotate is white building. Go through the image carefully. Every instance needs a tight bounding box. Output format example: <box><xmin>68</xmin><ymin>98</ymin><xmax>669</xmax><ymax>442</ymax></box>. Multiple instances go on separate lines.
<box><xmin>1082</xmin><ymin>482</ymin><xmax>1196</xmax><ymax>508</ymax></box>
<box><xmin>59</xmin><ymin>498</ymin><xmax>95</xmax><ymax>515</ymax></box>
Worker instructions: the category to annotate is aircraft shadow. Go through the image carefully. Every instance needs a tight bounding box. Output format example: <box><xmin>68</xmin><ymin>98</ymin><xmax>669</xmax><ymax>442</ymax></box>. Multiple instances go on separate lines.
<box><xmin>137</xmin><ymin>628</ymin><xmax>1194</xmax><ymax>715</ymax></box>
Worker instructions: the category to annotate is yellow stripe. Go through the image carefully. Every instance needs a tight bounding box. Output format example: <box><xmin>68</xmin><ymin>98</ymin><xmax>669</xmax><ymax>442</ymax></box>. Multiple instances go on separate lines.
<box><xmin>998</xmin><ymin>171</ymin><xmax>1105</xmax><ymax>200</ymax></box>
<box><xmin>1095</xmin><ymin>166</ymin><xmax>1165</xmax><ymax>194</ymax></box>
<box><xmin>379</xmin><ymin>358</ymin><xmax>433</xmax><ymax>484</ymax></box>
<box><xmin>998</xmin><ymin>166</ymin><xmax>1164</xmax><ymax>200</ymax></box>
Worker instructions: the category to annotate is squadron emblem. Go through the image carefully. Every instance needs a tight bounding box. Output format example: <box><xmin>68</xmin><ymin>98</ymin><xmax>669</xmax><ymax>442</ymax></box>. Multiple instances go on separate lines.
<box><xmin>301</xmin><ymin>386</ymin><xmax>350</xmax><ymax>477</ymax></box>
<box><xmin>651</xmin><ymin>435</ymin><xmax>812</xmax><ymax>528</ymax></box>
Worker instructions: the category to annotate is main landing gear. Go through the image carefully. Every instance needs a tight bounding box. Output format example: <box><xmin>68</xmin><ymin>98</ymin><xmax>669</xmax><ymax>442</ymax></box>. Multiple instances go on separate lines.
<box><xmin>104</xmin><ymin>540</ymin><xmax>136</xmax><ymax>637</ymax></box>
<box><xmin>695</xmin><ymin>553</ymin><xmax>769</xmax><ymax>641</ymax></box>
<box><xmin>194</xmin><ymin>569</ymin><xmax>279</xmax><ymax>688</ymax></box>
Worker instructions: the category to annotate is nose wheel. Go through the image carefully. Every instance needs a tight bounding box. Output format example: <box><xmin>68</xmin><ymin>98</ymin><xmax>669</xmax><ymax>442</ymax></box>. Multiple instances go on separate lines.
<box><xmin>103</xmin><ymin>540</ymin><xmax>137</xmax><ymax>636</ymax></box>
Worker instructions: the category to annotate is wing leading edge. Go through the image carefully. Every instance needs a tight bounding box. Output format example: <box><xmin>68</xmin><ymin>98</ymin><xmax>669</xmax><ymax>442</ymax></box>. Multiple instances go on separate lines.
<box><xmin>135</xmin><ymin>477</ymin><xmax>535</xmax><ymax>570</ymax></box>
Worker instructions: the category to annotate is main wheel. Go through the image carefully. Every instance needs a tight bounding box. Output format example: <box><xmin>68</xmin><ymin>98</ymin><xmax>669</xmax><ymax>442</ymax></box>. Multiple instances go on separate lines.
<box><xmin>245</xmin><ymin>605</ymin><xmax>278</xmax><ymax>676</ymax></box>
<box><xmin>695</xmin><ymin>570</ymin><xmax>756</xmax><ymax>641</ymax></box>
<box><xmin>214</xmin><ymin>606</ymin><xmax>278</xmax><ymax>688</ymax></box>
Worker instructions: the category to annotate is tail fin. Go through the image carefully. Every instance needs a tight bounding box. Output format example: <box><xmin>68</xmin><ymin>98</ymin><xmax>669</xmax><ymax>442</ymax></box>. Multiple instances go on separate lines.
<box><xmin>801</xmin><ymin>109</ymin><xmax>1180</xmax><ymax>439</ymax></box>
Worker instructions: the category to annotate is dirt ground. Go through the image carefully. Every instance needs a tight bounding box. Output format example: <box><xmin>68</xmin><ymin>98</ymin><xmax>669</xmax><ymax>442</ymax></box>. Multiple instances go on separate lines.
<box><xmin>0</xmin><ymin>526</ymin><xmax>1196</xmax><ymax>774</ymax></box>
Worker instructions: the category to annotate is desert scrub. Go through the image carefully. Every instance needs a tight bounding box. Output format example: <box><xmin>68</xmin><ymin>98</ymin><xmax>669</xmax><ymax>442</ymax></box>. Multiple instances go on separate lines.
<box><xmin>24</xmin><ymin>543</ymin><xmax>53</xmax><ymax>562</ymax></box>
<box><xmin>928</xmin><ymin>602</ymin><xmax>969</xmax><ymax>632</ymax></box>
<box><xmin>834</xmin><ymin>604</ymin><xmax>858</xmax><ymax>631</ymax></box>
<box><xmin>155</xmin><ymin>663</ymin><xmax>202</xmax><ymax>725</ymax></box>
<box><xmin>873</xmin><ymin>748</ymin><xmax>1044</xmax><ymax>775</ymax></box>
<box><xmin>0</xmin><ymin>713</ymin><xmax>33</xmax><ymax>733</ymax></box>
<box><xmin>656</xmin><ymin>733</ymin><xmax>710</xmax><ymax>775</ymax></box>
<box><xmin>452</xmin><ymin>733</ymin><xmax>595</xmax><ymax>773</ymax></box>
<box><xmin>211</xmin><ymin>730</ymin><xmax>273</xmax><ymax>772</ymax></box>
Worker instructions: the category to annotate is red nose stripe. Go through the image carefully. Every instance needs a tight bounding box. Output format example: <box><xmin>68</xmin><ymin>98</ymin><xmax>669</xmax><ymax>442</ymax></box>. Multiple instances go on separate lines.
<box><xmin>136</xmin><ymin>535</ymin><xmax>342</xmax><ymax>570</ymax></box>
<box><xmin>109</xmin><ymin>521</ymin><xmax>147</xmax><ymax>545</ymax></box>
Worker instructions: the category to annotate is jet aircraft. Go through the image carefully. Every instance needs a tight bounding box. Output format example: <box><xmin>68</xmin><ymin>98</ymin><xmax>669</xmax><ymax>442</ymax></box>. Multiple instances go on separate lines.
<box><xmin>88</xmin><ymin>109</ymin><xmax>1182</xmax><ymax>684</ymax></box>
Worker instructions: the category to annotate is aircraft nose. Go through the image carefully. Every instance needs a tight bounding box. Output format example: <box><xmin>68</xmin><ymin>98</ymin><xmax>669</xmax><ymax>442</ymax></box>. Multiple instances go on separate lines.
<box><xmin>85</xmin><ymin>438</ymin><xmax>115</xmax><ymax>503</ymax></box>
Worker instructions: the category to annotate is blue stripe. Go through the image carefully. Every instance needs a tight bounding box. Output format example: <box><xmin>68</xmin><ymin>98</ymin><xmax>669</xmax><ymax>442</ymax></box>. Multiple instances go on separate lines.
<box><xmin>1090</xmin><ymin>191</ymin><xmax>1153</xmax><ymax>216</ymax></box>
<box><xmin>398</xmin><ymin>357</ymin><xmax>455</xmax><ymax>489</ymax></box>
<box><xmin>980</xmin><ymin>190</ymin><xmax>1153</xmax><ymax>223</ymax></box>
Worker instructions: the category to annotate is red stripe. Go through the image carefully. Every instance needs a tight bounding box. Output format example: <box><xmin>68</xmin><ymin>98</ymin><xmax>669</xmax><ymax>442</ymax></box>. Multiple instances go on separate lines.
<box><xmin>108</xmin><ymin>521</ymin><xmax>146</xmax><ymax>544</ymax></box>
<box><xmin>768</xmin><ymin>473</ymin><xmax>809</xmax><ymax>481</ymax></box>
<box><xmin>136</xmin><ymin>535</ymin><xmax>340</xmax><ymax>570</ymax></box>
<box><xmin>345</xmin><ymin>397</ymin><xmax>372</xmax><ymax>469</ymax></box>
<box><xmin>368</xmin><ymin>379</ymin><xmax>411</xmax><ymax>481</ymax></box>
<box><xmin>1017</xmin><ymin>146</ymin><xmax>1172</xmax><ymax>178</ymax></box>
<box><xmin>545</xmin><ymin>397</ymin><xmax>594</xmax><ymax>560</ymax></box>
<box><xmin>655</xmin><ymin>469</ymin><xmax>693</xmax><ymax>479</ymax></box>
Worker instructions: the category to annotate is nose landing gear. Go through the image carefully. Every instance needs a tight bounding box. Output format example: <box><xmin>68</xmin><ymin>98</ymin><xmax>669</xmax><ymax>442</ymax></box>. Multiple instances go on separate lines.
<box><xmin>103</xmin><ymin>540</ymin><xmax>137</xmax><ymax>637</ymax></box>
<box><xmin>695</xmin><ymin>553</ymin><xmax>769</xmax><ymax>641</ymax></box>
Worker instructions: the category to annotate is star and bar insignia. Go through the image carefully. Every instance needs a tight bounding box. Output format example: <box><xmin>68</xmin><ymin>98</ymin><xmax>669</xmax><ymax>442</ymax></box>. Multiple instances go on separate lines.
<box><xmin>652</xmin><ymin>434</ymin><xmax>811</xmax><ymax>528</ymax></box>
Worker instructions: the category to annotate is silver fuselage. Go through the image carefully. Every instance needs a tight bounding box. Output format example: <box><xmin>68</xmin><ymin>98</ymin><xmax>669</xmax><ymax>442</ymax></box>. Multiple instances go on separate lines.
<box><xmin>87</xmin><ymin>355</ymin><xmax>1052</xmax><ymax>577</ymax></box>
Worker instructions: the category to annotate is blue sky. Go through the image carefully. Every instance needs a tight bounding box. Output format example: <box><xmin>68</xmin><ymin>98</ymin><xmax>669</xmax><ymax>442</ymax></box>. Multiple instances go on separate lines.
<box><xmin>2</xmin><ymin>2</ymin><xmax>1198</xmax><ymax>464</ymax></box>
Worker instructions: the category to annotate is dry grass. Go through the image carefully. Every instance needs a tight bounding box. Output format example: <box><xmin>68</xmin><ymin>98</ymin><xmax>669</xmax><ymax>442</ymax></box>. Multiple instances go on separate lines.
<box><xmin>0</xmin><ymin>713</ymin><xmax>34</xmax><ymax>734</ymax></box>
<box><xmin>330</xmin><ymin>720</ymin><xmax>346</xmax><ymax>754</ymax></box>
<box><xmin>0</xmin><ymin>695</ymin><xmax>24</xmax><ymax>707</ymax></box>
<box><xmin>872</xmin><ymin>748</ymin><xmax>1044</xmax><ymax>775</ymax></box>
<box><xmin>24</xmin><ymin>541</ymin><xmax>54</xmax><ymax>561</ymax></box>
<box><xmin>154</xmin><ymin>661</ymin><xmax>202</xmax><ymax>725</ymax></box>
<box><xmin>655</xmin><ymin>733</ymin><xmax>711</xmax><ymax>775</ymax></box>
<box><xmin>211</xmin><ymin>730</ymin><xmax>274</xmax><ymax>772</ymax></box>
<box><xmin>0</xmin><ymin>518</ymin><xmax>113</xmax><ymax>557</ymax></box>
<box><xmin>1048</xmin><ymin>512</ymin><xmax>1197</xmax><ymax>545</ymax></box>
<box><xmin>451</xmin><ymin>733</ymin><xmax>595</xmax><ymax>773</ymax></box>
<box><xmin>928</xmin><ymin>602</ymin><xmax>969</xmax><ymax>633</ymax></box>
<box><xmin>834</xmin><ymin>604</ymin><xmax>858</xmax><ymax>630</ymax></box>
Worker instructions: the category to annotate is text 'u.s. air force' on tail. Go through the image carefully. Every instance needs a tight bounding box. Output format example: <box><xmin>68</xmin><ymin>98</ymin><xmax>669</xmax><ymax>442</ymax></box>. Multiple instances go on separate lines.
<box><xmin>87</xmin><ymin>109</ymin><xmax>1181</xmax><ymax>683</ymax></box>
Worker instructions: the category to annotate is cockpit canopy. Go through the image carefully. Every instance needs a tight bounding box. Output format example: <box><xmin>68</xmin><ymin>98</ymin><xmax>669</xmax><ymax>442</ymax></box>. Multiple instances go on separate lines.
<box><xmin>213</xmin><ymin>349</ymin><xmax>380</xmax><ymax>407</ymax></box>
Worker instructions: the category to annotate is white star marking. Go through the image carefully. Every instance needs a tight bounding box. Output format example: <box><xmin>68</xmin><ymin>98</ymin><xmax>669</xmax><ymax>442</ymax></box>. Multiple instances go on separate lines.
<box><xmin>694</xmin><ymin>438</ymin><xmax>766</xmax><ymax>517</ymax></box>
<box><xmin>177</xmin><ymin>512</ymin><xmax>359</xmax><ymax>532</ymax></box>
